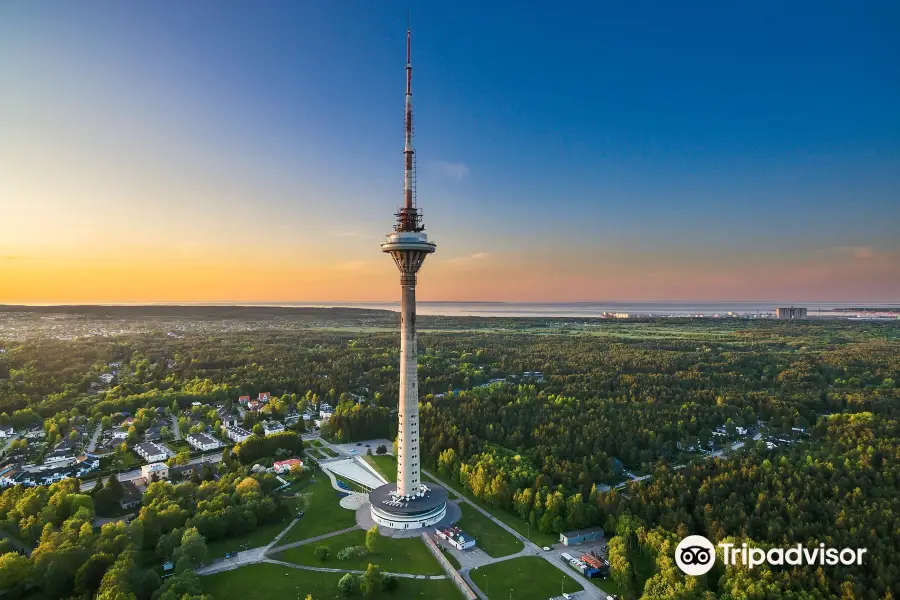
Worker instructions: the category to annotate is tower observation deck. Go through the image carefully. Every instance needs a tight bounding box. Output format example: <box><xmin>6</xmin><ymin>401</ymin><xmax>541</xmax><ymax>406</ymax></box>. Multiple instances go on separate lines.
<box><xmin>368</xmin><ymin>23</ymin><xmax>447</xmax><ymax>531</ymax></box>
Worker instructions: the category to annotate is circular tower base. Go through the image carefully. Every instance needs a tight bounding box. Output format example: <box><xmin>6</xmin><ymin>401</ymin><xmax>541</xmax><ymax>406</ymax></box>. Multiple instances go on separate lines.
<box><xmin>368</xmin><ymin>482</ymin><xmax>448</xmax><ymax>531</ymax></box>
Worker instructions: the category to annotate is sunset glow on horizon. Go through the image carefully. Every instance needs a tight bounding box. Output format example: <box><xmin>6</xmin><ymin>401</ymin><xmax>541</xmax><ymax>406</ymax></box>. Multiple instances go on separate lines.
<box><xmin>2</xmin><ymin>2</ymin><xmax>899</xmax><ymax>304</ymax></box>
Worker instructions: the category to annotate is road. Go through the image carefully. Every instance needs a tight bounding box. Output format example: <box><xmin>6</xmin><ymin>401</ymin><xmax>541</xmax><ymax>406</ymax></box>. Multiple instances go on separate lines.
<box><xmin>171</xmin><ymin>415</ymin><xmax>182</xmax><ymax>440</ymax></box>
<box><xmin>86</xmin><ymin>424</ymin><xmax>103</xmax><ymax>452</ymax></box>
<box><xmin>80</xmin><ymin>451</ymin><xmax>223</xmax><ymax>491</ymax></box>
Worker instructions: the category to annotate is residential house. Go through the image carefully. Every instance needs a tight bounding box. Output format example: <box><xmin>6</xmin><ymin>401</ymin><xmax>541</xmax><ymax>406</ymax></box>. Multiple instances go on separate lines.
<box><xmin>186</xmin><ymin>432</ymin><xmax>221</xmax><ymax>451</ymax></box>
<box><xmin>238</xmin><ymin>395</ymin><xmax>251</xmax><ymax>404</ymax></box>
<box><xmin>0</xmin><ymin>426</ymin><xmax>13</xmax><ymax>439</ymax></box>
<box><xmin>222</xmin><ymin>426</ymin><xmax>251</xmax><ymax>443</ymax></box>
<box><xmin>217</xmin><ymin>407</ymin><xmax>239</xmax><ymax>428</ymax></box>
<box><xmin>262</xmin><ymin>421</ymin><xmax>285</xmax><ymax>436</ymax></box>
<box><xmin>119</xmin><ymin>481</ymin><xmax>142</xmax><ymax>510</ymax></box>
<box><xmin>141</xmin><ymin>462</ymin><xmax>170</xmax><ymax>481</ymax></box>
<box><xmin>258</xmin><ymin>392</ymin><xmax>271</xmax><ymax>402</ymax></box>
<box><xmin>247</xmin><ymin>400</ymin><xmax>261</xmax><ymax>411</ymax></box>
<box><xmin>135</xmin><ymin>442</ymin><xmax>168</xmax><ymax>463</ymax></box>
<box><xmin>144</xmin><ymin>427</ymin><xmax>163</xmax><ymax>442</ymax></box>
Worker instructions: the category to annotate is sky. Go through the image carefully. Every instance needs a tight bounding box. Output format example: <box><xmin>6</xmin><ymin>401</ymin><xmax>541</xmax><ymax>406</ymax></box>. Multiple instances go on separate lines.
<box><xmin>1</xmin><ymin>1</ymin><xmax>899</xmax><ymax>304</ymax></box>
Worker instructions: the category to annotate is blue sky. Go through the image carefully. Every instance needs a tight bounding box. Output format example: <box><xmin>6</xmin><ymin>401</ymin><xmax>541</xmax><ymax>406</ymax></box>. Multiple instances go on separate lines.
<box><xmin>1</xmin><ymin>1</ymin><xmax>898</xmax><ymax>302</ymax></box>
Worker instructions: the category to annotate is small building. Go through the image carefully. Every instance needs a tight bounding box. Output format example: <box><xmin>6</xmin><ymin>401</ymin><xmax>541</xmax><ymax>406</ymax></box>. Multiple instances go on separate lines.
<box><xmin>135</xmin><ymin>442</ymin><xmax>168</xmax><ymax>463</ymax></box>
<box><xmin>186</xmin><ymin>432</ymin><xmax>221</xmax><ymax>451</ymax></box>
<box><xmin>141</xmin><ymin>462</ymin><xmax>170</xmax><ymax>481</ymax></box>
<box><xmin>99</xmin><ymin>373</ymin><xmax>115</xmax><ymax>384</ymax></box>
<box><xmin>258</xmin><ymin>392</ymin><xmax>271</xmax><ymax>402</ymax></box>
<box><xmin>262</xmin><ymin>421</ymin><xmax>285</xmax><ymax>436</ymax></box>
<box><xmin>247</xmin><ymin>400</ymin><xmax>261</xmax><ymax>411</ymax></box>
<box><xmin>0</xmin><ymin>426</ymin><xmax>14</xmax><ymax>438</ymax></box>
<box><xmin>273</xmin><ymin>458</ymin><xmax>304</xmax><ymax>474</ymax></box>
<box><xmin>217</xmin><ymin>407</ymin><xmax>239</xmax><ymax>428</ymax></box>
<box><xmin>435</xmin><ymin>526</ymin><xmax>476</xmax><ymax>550</ymax></box>
<box><xmin>560</xmin><ymin>528</ymin><xmax>604</xmax><ymax>547</ymax></box>
<box><xmin>144</xmin><ymin>427</ymin><xmax>163</xmax><ymax>442</ymax></box>
<box><xmin>222</xmin><ymin>426</ymin><xmax>251</xmax><ymax>443</ymax></box>
<box><xmin>44</xmin><ymin>449</ymin><xmax>77</xmax><ymax>468</ymax></box>
<box><xmin>24</xmin><ymin>429</ymin><xmax>45</xmax><ymax>440</ymax></box>
<box><xmin>238</xmin><ymin>395</ymin><xmax>251</xmax><ymax>404</ymax></box>
<box><xmin>119</xmin><ymin>481</ymin><xmax>142</xmax><ymax>510</ymax></box>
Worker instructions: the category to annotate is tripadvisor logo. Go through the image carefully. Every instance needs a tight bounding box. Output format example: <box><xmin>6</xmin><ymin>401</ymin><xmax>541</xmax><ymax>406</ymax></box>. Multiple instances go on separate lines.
<box><xmin>675</xmin><ymin>535</ymin><xmax>868</xmax><ymax>576</ymax></box>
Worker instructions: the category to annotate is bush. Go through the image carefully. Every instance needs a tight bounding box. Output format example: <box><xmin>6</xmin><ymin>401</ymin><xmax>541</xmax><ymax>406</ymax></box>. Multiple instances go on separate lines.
<box><xmin>382</xmin><ymin>574</ymin><xmax>399</xmax><ymax>592</ymax></box>
<box><xmin>375</xmin><ymin>445</ymin><xmax>387</xmax><ymax>455</ymax></box>
<box><xmin>336</xmin><ymin>546</ymin><xmax>369</xmax><ymax>561</ymax></box>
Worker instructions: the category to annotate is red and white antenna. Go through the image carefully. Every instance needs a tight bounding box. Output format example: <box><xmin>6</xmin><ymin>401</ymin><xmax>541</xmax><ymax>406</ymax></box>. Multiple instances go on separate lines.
<box><xmin>403</xmin><ymin>14</ymin><xmax>414</xmax><ymax>211</ymax></box>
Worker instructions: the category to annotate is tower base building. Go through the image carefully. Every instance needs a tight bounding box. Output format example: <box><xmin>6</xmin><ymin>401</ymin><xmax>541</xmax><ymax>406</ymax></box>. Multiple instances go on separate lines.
<box><xmin>368</xmin><ymin>483</ymin><xmax>448</xmax><ymax>529</ymax></box>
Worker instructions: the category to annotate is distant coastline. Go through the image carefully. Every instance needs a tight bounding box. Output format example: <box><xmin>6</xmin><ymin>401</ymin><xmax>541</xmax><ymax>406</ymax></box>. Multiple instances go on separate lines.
<box><xmin>2</xmin><ymin>301</ymin><xmax>899</xmax><ymax>319</ymax></box>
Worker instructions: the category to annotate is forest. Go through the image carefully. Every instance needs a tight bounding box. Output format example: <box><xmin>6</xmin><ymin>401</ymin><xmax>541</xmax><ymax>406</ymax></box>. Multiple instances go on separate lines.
<box><xmin>1</xmin><ymin>306</ymin><xmax>898</xmax><ymax>599</ymax></box>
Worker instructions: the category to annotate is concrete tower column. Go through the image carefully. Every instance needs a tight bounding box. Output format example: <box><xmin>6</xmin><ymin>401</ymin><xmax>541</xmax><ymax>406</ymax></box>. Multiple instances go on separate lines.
<box><xmin>396</xmin><ymin>274</ymin><xmax>420</xmax><ymax>497</ymax></box>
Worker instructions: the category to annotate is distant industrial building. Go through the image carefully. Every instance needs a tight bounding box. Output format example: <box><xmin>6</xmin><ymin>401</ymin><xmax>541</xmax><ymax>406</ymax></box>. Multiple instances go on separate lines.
<box><xmin>776</xmin><ymin>307</ymin><xmax>808</xmax><ymax>319</ymax></box>
<box><xmin>560</xmin><ymin>528</ymin><xmax>605</xmax><ymax>546</ymax></box>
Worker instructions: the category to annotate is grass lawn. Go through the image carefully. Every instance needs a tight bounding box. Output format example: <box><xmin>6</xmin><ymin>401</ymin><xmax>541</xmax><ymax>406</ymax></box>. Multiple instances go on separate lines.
<box><xmin>335</xmin><ymin>475</ymin><xmax>367</xmax><ymax>493</ymax></box>
<box><xmin>275</xmin><ymin>529</ymin><xmax>443</xmax><ymax>576</ymax></box>
<box><xmin>306</xmin><ymin>448</ymin><xmax>325</xmax><ymax>459</ymax></box>
<box><xmin>277</xmin><ymin>473</ymin><xmax>357</xmax><ymax>544</ymax></box>
<box><xmin>320</xmin><ymin>446</ymin><xmax>339</xmax><ymax>457</ymax></box>
<box><xmin>456</xmin><ymin>503</ymin><xmax>523</xmax><ymax>558</ymax></box>
<box><xmin>591</xmin><ymin>576</ymin><xmax>623</xmax><ymax>596</ymax></box>
<box><xmin>200</xmin><ymin>562</ymin><xmax>463</xmax><ymax>600</ymax></box>
<box><xmin>438</xmin><ymin>545</ymin><xmax>461</xmax><ymax>569</ymax></box>
<box><xmin>166</xmin><ymin>440</ymin><xmax>191</xmax><ymax>454</ymax></box>
<box><xmin>364</xmin><ymin>454</ymin><xmax>397</xmax><ymax>482</ymax></box>
<box><xmin>429</xmin><ymin>471</ymin><xmax>557</xmax><ymax>547</ymax></box>
<box><xmin>310</xmin><ymin>439</ymin><xmax>323</xmax><ymax>447</ymax></box>
<box><xmin>470</xmin><ymin>556</ymin><xmax>581</xmax><ymax>600</ymax></box>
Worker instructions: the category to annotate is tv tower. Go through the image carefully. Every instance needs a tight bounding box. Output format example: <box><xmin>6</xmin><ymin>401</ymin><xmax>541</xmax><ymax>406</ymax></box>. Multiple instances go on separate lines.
<box><xmin>369</xmin><ymin>21</ymin><xmax>447</xmax><ymax>530</ymax></box>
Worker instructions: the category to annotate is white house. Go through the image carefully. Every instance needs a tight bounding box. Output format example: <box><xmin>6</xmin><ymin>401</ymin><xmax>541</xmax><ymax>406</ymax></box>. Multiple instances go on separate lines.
<box><xmin>186</xmin><ymin>432</ymin><xmax>221</xmax><ymax>451</ymax></box>
<box><xmin>141</xmin><ymin>462</ymin><xmax>170</xmax><ymax>480</ymax></box>
<box><xmin>24</xmin><ymin>429</ymin><xmax>45</xmax><ymax>440</ymax></box>
<box><xmin>43</xmin><ymin>452</ymin><xmax>77</xmax><ymax>468</ymax></box>
<box><xmin>135</xmin><ymin>442</ymin><xmax>168</xmax><ymax>463</ymax></box>
<box><xmin>99</xmin><ymin>373</ymin><xmax>115</xmax><ymax>384</ymax></box>
<box><xmin>0</xmin><ymin>426</ymin><xmax>14</xmax><ymax>439</ymax></box>
<box><xmin>222</xmin><ymin>426</ymin><xmax>251</xmax><ymax>443</ymax></box>
<box><xmin>262</xmin><ymin>421</ymin><xmax>285</xmax><ymax>436</ymax></box>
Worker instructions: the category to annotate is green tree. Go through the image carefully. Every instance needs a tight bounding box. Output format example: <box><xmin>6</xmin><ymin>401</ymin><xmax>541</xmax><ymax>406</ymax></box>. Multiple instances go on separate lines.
<box><xmin>338</xmin><ymin>572</ymin><xmax>360</xmax><ymax>597</ymax></box>
<box><xmin>365</xmin><ymin>525</ymin><xmax>380</xmax><ymax>553</ymax></box>
<box><xmin>361</xmin><ymin>563</ymin><xmax>383</xmax><ymax>598</ymax></box>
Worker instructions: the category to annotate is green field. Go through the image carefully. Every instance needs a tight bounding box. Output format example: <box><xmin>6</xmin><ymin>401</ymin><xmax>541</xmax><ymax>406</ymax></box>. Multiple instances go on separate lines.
<box><xmin>275</xmin><ymin>528</ymin><xmax>443</xmax><ymax>575</ymax></box>
<box><xmin>306</xmin><ymin>448</ymin><xmax>325</xmax><ymax>459</ymax></box>
<box><xmin>469</xmin><ymin>556</ymin><xmax>581</xmax><ymax>600</ymax></box>
<box><xmin>320</xmin><ymin>446</ymin><xmax>339</xmax><ymax>457</ymax></box>
<box><xmin>200</xmin><ymin>561</ymin><xmax>463</xmax><ymax>600</ymax></box>
<box><xmin>456</xmin><ymin>503</ymin><xmax>523</xmax><ymax>558</ymax></box>
<box><xmin>166</xmin><ymin>440</ymin><xmax>191</xmax><ymax>454</ymax></box>
<box><xmin>364</xmin><ymin>454</ymin><xmax>398</xmax><ymax>482</ymax></box>
<box><xmin>591</xmin><ymin>576</ymin><xmax>623</xmax><ymax>596</ymax></box>
<box><xmin>277</xmin><ymin>473</ymin><xmax>357</xmax><ymax>544</ymax></box>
